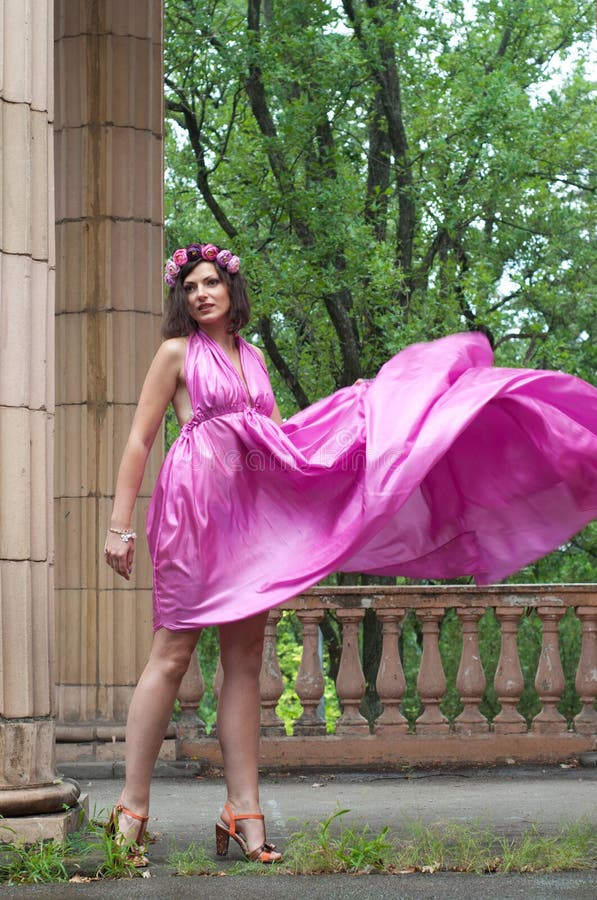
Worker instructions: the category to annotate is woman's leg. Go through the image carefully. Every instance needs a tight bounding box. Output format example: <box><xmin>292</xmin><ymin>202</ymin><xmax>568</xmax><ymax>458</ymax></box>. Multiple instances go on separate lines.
<box><xmin>217</xmin><ymin>611</ymin><xmax>278</xmax><ymax>856</ymax></box>
<box><xmin>117</xmin><ymin>627</ymin><xmax>200</xmax><ymax>833</ymax></box>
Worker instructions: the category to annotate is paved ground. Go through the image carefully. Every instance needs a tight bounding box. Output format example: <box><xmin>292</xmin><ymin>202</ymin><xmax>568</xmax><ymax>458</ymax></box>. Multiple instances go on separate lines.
<box><xmin>3</xmin><ymin>764</ymin><xmax>596</xmax><ymax>897</ymax></box>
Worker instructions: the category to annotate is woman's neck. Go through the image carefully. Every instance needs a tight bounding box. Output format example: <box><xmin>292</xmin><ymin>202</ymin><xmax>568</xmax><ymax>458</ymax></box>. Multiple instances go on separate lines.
<box><xmin>199</xmin><ymin>322</ymin><xmax>237</xmax><ymax>352</ymax></box>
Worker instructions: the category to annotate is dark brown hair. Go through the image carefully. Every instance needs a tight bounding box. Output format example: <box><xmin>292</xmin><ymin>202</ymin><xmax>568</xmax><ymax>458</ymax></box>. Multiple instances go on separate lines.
<box><xmin>161</xmin><ymin>258</ymin><xmax>251</xmax><ymax>339</ymax></box>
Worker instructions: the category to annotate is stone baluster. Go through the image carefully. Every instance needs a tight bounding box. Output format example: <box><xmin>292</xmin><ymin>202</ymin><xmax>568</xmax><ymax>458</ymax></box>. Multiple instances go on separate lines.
<box><xmin>493</xmin><ymin>607</ymin><xmax>526</xmax><ymax>732</ymax></box>
<box><xmin>294</xmin><ymin>610</ymin><xmax>326</xmax><ymax>735</ymax></box>
<box><xmin>176</xmin><ymin>650</ymin><xmax>206</xmax><ymax>741</ymax></box>
<box><xmin>335</xmin><ymin>609</ymin><xmax>369</xmax><ymax>733</ymax></box>
<box><xmin>259</xmin><ymin>610</ymin><xmax>285</xmax><ymax>735</ymax></box>
<box><xmin>454</xmin><ymin>607</ymin><xmax>489</xmax><ymax>734</ymax></box>
<box><xmin>374</xmin><ymin>610</ymin><xmax>408</xmax><ymax>734</ymax></box>
<box><xmin>531</xmin><ymin>607</ymin><xmax>567</xmax><ymax>733</ymax></box>
<box><xmin>573</xmin><ymin>607</ymin><xmax>597</xmax><ymax>735</ymax></box>
<box><xmin>415</xmin><ymin>609</ymin><xmax>449</xmax><ymax>733</ymax></box>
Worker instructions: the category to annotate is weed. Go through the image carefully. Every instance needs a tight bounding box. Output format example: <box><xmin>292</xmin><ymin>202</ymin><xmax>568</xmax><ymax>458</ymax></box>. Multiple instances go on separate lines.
<box><xmin>0</xmin><ymin>840</ymin><xmax>70</xmax><ymax>885</ymax></box>
<box><xmin>283</xmin><ymin>808</ymin><xmax>394</xmax><ymax>874</ymax></box>
<box><xmin>499</xmin><ymin>822</ymin><xmax>597</xmax><ymax>874</ymax></box>
<box><xmin>167</xmin><ymin>840</ymin><xmax>218</xmax><ymax>875</ymax></box>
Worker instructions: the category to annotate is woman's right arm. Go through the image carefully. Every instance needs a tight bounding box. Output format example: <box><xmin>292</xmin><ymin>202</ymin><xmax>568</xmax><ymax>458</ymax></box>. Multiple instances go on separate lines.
<box><xmin>104</xmin><ymin>338</ymin><xmax>185</xmax><ymax>579</ymax></box>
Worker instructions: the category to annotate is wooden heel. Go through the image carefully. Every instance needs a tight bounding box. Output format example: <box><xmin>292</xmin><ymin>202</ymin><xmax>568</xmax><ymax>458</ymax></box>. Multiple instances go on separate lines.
<box><xmin>215</xmin><ymin>802</ymin><xmax>282</xmax><ymax>864</ymax></box>
<box><xmin>215</xmin><ymin>821</ymin><xmax>230</xmax><ymax>856</ymax></box>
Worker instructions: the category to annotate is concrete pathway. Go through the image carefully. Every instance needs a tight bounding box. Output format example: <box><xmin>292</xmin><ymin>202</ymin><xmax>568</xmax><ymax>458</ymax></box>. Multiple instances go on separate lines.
<box><xmin>2</xmin><ymin>765</ymin><xmax>596</xmax><ymax>898</ymax></box>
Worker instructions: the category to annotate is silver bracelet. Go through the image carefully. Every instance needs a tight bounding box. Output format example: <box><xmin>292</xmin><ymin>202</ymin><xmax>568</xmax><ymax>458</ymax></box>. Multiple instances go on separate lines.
<box><xmin>109</xmin><ymin>527</ymin><xmax>137</xmax><ymax>543</ymax></box>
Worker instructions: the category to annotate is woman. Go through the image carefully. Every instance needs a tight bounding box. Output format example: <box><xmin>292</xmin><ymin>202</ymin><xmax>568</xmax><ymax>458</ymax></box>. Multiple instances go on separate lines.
<box><xmin>104</xmin><ymin>243</ymin><xmax>283</xmax><ymax>865</ymax></box>
<box><xmin>105</xmin><ymin>241</ymin><xmax>597</xmax><ymax>864</ymax></box>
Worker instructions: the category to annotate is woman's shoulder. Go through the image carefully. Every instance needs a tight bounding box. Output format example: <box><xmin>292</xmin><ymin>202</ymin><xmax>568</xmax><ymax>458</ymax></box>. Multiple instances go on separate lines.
<box><xmin>150</xmin><ymin>336</ymin><xmax>189</xmax><ymax>376</ymax></box>
<box><xmin>159</xmin><ymin>335</ymin><xmax>189</xmax><ymax>359</ymax></box>
<box><xmin>241</xmin><ymin>337</ymin><xmax>267</xmax><ymax>365</ymax></box>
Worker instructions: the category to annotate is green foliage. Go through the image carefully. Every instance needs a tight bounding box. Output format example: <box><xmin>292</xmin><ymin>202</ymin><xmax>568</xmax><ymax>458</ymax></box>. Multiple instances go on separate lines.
<box><xmin>196</xmin><ymin>626</ymin><xmax>221</xmax><ymax>732</ymax></box>
<box><xmin>284</xmin><ymin>808</ymin><xmax>394</xmax><ymax>873</ymax></box>
<box><xmin>164</xmin><ymin>0</ymin><xmax>596</xmax><ymax>581</ymax></box>
<box><xmin>167</xmin><ymin>839</ymin><xmax>218</xmax><ymax>875</ymax></box>
<box><xmin>0</xmin><ymin>839</ymin><xmax>70</xmax><ymax>885</ymax></box>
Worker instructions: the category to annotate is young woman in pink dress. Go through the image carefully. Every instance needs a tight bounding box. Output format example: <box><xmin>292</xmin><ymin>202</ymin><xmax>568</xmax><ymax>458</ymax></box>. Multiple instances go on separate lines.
<box><xmin>104</xmin><ymin>241</ymin><xmax>597</xmax><ymax>865</ymax></box>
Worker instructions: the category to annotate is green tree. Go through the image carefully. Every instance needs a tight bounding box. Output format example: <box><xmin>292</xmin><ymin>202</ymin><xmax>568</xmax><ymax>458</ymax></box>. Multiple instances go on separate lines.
<box><xmin>163</xmin><ymin>0</ymin><xmax>596</xmax><ymax>720</ymax></box>
<box><xmin>164</xmin><ymin>0</ymin><xmax>595</xmax><ymax>574</ymax></box>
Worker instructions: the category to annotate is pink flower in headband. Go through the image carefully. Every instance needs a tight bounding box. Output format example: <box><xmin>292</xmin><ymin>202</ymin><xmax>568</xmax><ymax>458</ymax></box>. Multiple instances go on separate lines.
<box><xmin>164</xmin><ymin>259</ymin><xmax>180</xmax><ymax>287</ymax></box>
<box><xmin>164</xmin><ymin>242</ymin><xmax>241</xmax><ymax>287</ymax></box>
<box><xmin>201</xmin><ymin>244</ymin><xmax>219</xmax><ymax>261</ymax></box>
<box><xmin>172</xmin><ymin>248</ymin><xmax>188</xmax><ymax>266</ymax></box>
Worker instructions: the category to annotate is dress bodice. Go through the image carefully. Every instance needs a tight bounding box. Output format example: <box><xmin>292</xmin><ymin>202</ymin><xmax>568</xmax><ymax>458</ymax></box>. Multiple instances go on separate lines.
<box><xmin>182</xmin><ymin>328</ymin><xmax>275</xmax><ymax>427</ymax></box>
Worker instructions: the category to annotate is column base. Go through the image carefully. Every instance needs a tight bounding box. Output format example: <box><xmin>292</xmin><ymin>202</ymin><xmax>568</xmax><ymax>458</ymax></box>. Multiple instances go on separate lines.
<box><xmin>0</xmin><ymin>795</ymin><xmax>88</xmax><ymax>844</ymax></box>
<box><xmin>0</xmin><ymin>779</ymin><xmax>80</xmax><ymax>817</ymax></box>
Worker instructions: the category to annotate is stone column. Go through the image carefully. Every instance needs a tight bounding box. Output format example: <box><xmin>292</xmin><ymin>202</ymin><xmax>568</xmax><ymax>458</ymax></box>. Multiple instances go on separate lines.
<box><xmin>0</xmin><ymin>0</ymin><xmax>80</xmax><ymax>837</ymax></box>
<box><xmin>54</xmin><ymin>0</ymin><xmax>164</xmax><ymax>757</ymax></box>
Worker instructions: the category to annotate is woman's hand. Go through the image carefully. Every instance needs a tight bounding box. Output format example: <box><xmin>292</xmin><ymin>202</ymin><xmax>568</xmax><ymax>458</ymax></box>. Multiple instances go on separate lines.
<box><xmin>103</xmin><ymin>530</ymin><xmax>135</xmax><ymax>581</ymax></box>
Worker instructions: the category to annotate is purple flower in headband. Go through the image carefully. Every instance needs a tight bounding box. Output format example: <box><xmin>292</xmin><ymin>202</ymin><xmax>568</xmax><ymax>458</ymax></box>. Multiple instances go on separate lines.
<box><xmin>226</xmin><ymin>255</ymin><xmax>240</xmax><ymax>274</ymax></box>
<box><xmin>216</xmin><ymin>249</ymin><xmax>232</xmax><ymax>268</ymax></box>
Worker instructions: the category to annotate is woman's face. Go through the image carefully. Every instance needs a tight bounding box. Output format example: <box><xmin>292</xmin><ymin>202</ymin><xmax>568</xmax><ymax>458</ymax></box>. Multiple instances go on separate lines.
<box><xmin>182</xmin><ymin>261</ymin><xmax>231</xmax><ymax>328</ymax></box>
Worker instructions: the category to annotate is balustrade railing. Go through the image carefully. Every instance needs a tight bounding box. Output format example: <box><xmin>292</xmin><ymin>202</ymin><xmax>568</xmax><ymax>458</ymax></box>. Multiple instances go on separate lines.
<box><xmin>178</xmin><ymin>585</ymin><xmax>597</xmax><ymax>768</ymax></box>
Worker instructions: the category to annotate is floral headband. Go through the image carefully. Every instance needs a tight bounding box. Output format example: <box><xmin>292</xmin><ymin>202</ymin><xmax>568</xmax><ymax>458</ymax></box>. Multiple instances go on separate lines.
<box><xmin>164</xmin><ymin>243</ymin><xmax>240</xmax><ymax>287</ymax></box>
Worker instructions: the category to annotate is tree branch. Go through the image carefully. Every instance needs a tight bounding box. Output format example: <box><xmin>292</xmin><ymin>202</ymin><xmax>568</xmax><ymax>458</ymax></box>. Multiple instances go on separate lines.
<box><xmin>257</xmin><ymin>314</ymin><xmax>311</xmax><ymax>409</ymax></box>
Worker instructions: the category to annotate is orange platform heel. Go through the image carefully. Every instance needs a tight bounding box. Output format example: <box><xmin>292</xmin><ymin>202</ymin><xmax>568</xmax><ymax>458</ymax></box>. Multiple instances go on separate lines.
<box><xmin>215</xmin><ymin>801</ymin><xmax>282</xmax><ymax>864</ymax></box>
<box><xmin>106</xmin><ymin>802</ymin><xmax>150</xmax><ymax>868</ymax></box>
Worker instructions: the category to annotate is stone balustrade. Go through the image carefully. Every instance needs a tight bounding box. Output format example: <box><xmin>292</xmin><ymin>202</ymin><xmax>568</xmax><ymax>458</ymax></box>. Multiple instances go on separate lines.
<box><xmin>179</xmin><ymin>585</ymin><xmax>597</xmax><ymax>768</ymax></box>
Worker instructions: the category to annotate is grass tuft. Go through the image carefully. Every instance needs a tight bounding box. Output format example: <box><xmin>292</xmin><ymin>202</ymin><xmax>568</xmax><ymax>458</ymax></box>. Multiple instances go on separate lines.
<box><xmin>0</xmin><ymin>840</ymin><xmax>70</xmax><ymax>885</ymax></box>
<box><xmin>167</xmin><ymin>840</ymin><xmax>219</xmax><ymax>875</ymax></box>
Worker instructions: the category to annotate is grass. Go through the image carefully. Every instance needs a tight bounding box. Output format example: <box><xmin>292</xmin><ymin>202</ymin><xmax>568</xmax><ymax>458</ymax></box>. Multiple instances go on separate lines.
<box><xmin>166</xmin><ymin>840</ymin><xmax>219</xmax><ymax>875</ymax></box>
<box><xmin>270</xmin><ymin>812</ymin><xmax>597</xmax><ymax>877</ymax></box>
<box><xmin>1</xmin><ymin>810</ymin><xmax>595</xmax><ymax>883</ymax></box>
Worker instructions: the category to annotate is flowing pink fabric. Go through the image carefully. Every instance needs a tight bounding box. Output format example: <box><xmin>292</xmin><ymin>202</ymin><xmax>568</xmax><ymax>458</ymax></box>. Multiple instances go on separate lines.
<box><xmin>146</xmin><ymin>330</ymin><xmax>597</xmax><ymax>631</ymax></box>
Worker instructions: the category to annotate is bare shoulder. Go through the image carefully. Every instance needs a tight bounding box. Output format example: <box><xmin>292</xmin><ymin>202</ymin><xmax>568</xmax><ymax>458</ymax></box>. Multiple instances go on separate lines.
<box><xmin>249</xmin><ymin>343</ymin><xmax>266</xmax><ymax>363</ymax></box>
<box><xmin>152</xmin><ymin>336</ymin><xmax>187</xmax><ymax>371</ymax></box>
<box><xmin>159</xmin><ymin>336</ymin><xmax>188</xmax><ymax>361</ymax></box>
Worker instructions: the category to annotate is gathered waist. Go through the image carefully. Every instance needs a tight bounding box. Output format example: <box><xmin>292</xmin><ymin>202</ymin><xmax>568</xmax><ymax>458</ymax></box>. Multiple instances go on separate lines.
<box><xmin>181</xmin><ymin>402</ymin><xmax>261</xmax><ymax>434</ymax></box>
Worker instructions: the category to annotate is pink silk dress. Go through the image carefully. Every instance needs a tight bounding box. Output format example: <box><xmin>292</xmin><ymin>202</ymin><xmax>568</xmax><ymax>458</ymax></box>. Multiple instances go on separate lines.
<box><xmin>146</xmin><ymin>329</ymin><xmax>597</xmax><ymax>631</ymax></box>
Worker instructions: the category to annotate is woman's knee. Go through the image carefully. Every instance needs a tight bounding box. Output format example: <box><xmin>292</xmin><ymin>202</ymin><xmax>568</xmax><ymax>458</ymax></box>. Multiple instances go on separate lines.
<box><xmin>151</xmin><ymin>631</ymin><xmax>198</xmax><ymax>682</ymax></box>
<box><xmin>220</xmin><ymin>633</ymin><xmax>264</xmax><ymax>678</ymax></box>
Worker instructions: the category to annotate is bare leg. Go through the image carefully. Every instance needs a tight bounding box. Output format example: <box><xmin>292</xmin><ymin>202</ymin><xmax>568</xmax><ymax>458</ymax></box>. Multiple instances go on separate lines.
<box><xmin>117</xmin><ymin>628</ymin><xmax>200</xmax><ymax>835</ymax></box>
<box><xmin>217</xmin><ymin>611</ymin><xmax>279</xmax><ymax>857</ymax></box>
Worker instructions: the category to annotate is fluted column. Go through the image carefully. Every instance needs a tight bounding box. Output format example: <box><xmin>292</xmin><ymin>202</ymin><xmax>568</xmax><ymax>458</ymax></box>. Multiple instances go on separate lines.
<box><xmin>54</xmin><ymin>1</ymin><xmax>164</xmax><ymax>744</ymax></box>
<box><xmin>0</xmin><ymin>0</ymin><xmax>80</xmax><ymax>829</ymax></box>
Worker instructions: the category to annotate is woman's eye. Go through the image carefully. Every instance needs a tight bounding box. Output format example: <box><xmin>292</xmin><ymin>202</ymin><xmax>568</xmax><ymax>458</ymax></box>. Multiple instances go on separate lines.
<box><xmin>183</xmin><ymin>284</ymin><xmax>195</xmax><ymax>293</ymax></box>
